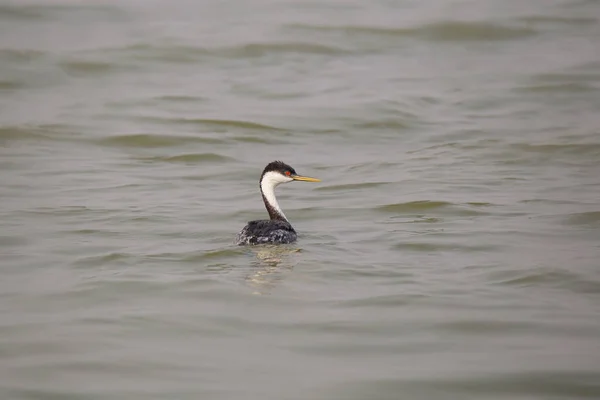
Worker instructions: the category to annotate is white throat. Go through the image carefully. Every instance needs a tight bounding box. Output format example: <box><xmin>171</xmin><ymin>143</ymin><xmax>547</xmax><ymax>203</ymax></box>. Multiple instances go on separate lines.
<box><xmin>260</xmin><ymin>171</ymin><xmax>293</xmax><ymax>221</ymax></box>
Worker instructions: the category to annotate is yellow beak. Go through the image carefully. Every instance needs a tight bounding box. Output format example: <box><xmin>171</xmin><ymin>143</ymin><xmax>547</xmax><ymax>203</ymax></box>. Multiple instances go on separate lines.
<box><xmin>292</xmin><ymin>175</ymin><xmax>321</xmax><ymax>182</ymax></box>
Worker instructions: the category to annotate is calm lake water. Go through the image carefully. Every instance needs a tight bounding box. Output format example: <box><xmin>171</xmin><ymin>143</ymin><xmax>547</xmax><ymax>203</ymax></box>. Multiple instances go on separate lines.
<box><xmin>1</xmin><ymin>0</ymin><xmax>600</xmax><ymax>399</ymax></box>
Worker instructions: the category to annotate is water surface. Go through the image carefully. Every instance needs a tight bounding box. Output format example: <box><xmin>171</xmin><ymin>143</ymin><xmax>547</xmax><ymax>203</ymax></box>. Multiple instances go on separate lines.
<box><xmin>1</xmin><ymin>0</ymin><xmax>600</xmax><ymax>399</ymax></box>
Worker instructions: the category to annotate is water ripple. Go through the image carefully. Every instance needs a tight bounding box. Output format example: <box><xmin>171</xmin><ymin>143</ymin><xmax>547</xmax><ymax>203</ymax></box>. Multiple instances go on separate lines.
<box><xmin>289</xmin><ymin>21</ymin><xmax>537</xmax><ymax>41</ymax></box>
<box><xmin>564</xmin><ymin>211</ymin><xmax>600</xmax><ymax>227</ymax></box>
<box><xmin>90</xmin><ymin>41</ymin><xmax>348</xmax><ymax>64</ymax></box>
<box><xmin>135</xmin><ymin>153</ymin><xmax>235</xmax><ymax>165</ymax></box>
<box><xmin>376</xmin><ymin>201</ymin><xmax>493</xmax><ymax>216</ymax></box>
<box><xmin>96</xmin><ymin>133</ymin><xmax>224</xmax><ymax>148</ymax></box>
<box><xmin>392</xmin><ymin>241</ymin><xmax>500</xmax><ymax>253</ymax></box>
<box><xmin>130</xmin><ymin>117</ymin><xmax>284</xmax><ymax>131</ymax></box>
<box><xmin>315</xmin><ymin>182</ymin><xmax>390</xmax><ymax>192</ymax></box>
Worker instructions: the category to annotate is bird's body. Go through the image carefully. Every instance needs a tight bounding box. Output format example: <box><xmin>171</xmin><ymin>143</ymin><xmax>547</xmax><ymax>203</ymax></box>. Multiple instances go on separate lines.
<box><xmin>236</xmin><ymin>219</ymin><xmax>296</xmax><ymax>245</ymax></box>
<box><xmin>236</xmin><ymin>161</ymin><xmax>320</xmax><ymax>245</ymax></box>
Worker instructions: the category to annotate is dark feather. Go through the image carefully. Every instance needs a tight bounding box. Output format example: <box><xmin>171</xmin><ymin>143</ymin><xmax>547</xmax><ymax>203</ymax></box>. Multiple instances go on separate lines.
<box><xmin>236</xmin><ymin>219</ymin><xmax>297</xmax><ymax>245</ymax></box>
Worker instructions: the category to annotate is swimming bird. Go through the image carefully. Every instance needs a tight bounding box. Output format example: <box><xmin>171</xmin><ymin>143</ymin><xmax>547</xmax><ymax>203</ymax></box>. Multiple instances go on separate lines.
<box><xmin>236</xmin><ymin>161</ymin><xmax>320</xmax><ymax>245</ymax></box>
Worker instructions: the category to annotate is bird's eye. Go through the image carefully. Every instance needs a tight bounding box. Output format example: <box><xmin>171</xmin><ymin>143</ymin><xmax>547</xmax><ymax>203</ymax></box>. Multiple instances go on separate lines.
<box><xmin>285</xmin><ymin>171</ymin><xmax>291</xmax><ymax>176</ymax></box>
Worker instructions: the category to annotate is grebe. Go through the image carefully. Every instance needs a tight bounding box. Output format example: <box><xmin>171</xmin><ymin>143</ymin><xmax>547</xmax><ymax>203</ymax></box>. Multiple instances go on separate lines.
<box><xmin>236</xmin><ymin>161</ymin><xmax>320</xmax><ymax>245</ymax></box>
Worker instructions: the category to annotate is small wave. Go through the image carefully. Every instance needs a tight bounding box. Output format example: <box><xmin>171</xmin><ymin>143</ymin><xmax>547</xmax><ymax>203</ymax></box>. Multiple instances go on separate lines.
<box><xmin>231</xmin><ymin>135</ymin><xmax>288</xmax><ymax>144</ymax></box>
<box><xmin>387</xmin><ymin>216</ymin><xmax>442</xmax><ymax>224</ymax></box>
<box><xmin>1</xmin><ymin>124</ymin><xmax>89</xmax><ymax>143</ymax></box>
<box><xmin>0</xmin><ymin>235</ymin><xmax>29</xmax><ymax>247</ymax></box>
<box><xmin>341</xmin><ymin>372</ymin><xmax>600</xmax><ymax>399</ymax></box>
<box><xmin>224</xmin><ymin>42</ymin><xmax>348</xmax><ymax>57</ymax></box>
<box><xmin>341</xmin><ymin>161</ymin><xmax>401</xmax><ymax>172</ymax></box>
<box><xmin>59</xmin><ymin>59</ymin><xmax>123</xmax><ymax>77</ymax></box>
<box><xmin>517</xmin><ymin>15</ymin><xmax>598</xmax><ymax>26</ymax></box>
<box><xmin>74</xmin><ymin>252</ymin><xmax>133</xmax><ymax>267</ymax></box>
<box><xmin>315</xmin><ymin>182</ymin><xmax>390</xmax><ymax>192</ymax></box>
<box><xmin>289</xmin><ymin>21</ymin><xmax>536</xmax><ymax>41</ymax></box>
<box><xmin>490</xmin><ymin>268</ymin><xmax>600</xmax><ymax>293</ymax></box>
<box><xmin>22</xmin><ymin>206</ymin><xmax>98</xmax><ymax>217</ymax></box>
<box><xmin>336</xmin><ymin>293</ymin><xmax>425</xmax><ymax>308</ymax></box>
<box><xmin>0</xmin><ymin>80</ymin><xmax>25</xmax><ymax>90</ymax></box>
<box><xmin>352</xmin><ymin>118</ymin><xmax>415</xmax><ymax>130</ymax></box>
<box><xmin>0</xmin><ymin>126</ymin><xmax>49</xmax><ymax>141</ymax></box>
<box><xmin>153</xmin><ymin>95</ymin><xmax>207</xmax><ymax>103</ymax></box>
<box><xmin>66</xmin><ymin>228</ymin><xmax>126</xmax><ymax>237</ymax></box>
<box><xmin>287</xmin><ymin>23</ymin><xmax>411</xmax><ymax>36</ymax></box>
<box><xmin>392</xmin><ymin>241</ymin><xmax>498</xmax><ymax>252</ymax></box>
<box><xmin>0</xmin><ymin>48</ymin><xmax>46</xmax><ymax>62</ymax></box>
<box><xmin>75</xmin><ymin>248</ymin><xmax>245</xmax><ymax>268</ymax></box>
<box><xmin>377</xmin><ymin>200</ymin><xmax>454</xmax><ymax>212</ymax></box>
<box><xmin>564</xmin><ymin>211</ymin><xmax>600</xmax><ymax>227</ymax></box>
<box><xmin>132</xmin><ymin>116</ymin><xmax>283</xmax><ymax>132</ymax></box>
<box><xmin>510</xmin><ymin>143</ymin><xmax>600</xmax><ymax>157</ymax></box>
<box><xmin>181</xmin><ymin>248</ymin><xmax>245</xmax><ymax>263</ymax></box>
<box><xmin>516</xmin><ymin>82</ymin><xmax>597</xmax><ymax>93</ymax></box>
<box><xmin>410</xmin><ymin>21</ymin><xmax>537</xmax><ymax>41</ymax></box>
<box><xmin>92</xmin><ymin>43</ymin><xmax>210</xmax><ymax>63</ymax></box>
<box><xmin>0</xmin><ymin>5</ymin><xmax>46</xmax><ymax>20</ymax></box>
<box><xmin>90</xmin><ymin>41</ymin><xmax>347</xmax><ymax>64</ymax></box>
<box><xmin>519</xmin><ymin>198</ymin><xmax>584</xmax><ymax>206</ymax></box>
<box><xmin>377</xmin><ymin>201</ymin><xmax>492</xmax><ymax>217</ymax></box>
<box><xmin>97</xmin><ymin>133</ymin><xmax>224</xmax><ymax>148</ymax></box>
<box><xmin>437</xmin><ymin>319</ymin><xmax>536</xmax><ymax>334</ymax></box>
<box><xmin>0</xmin><ymin>3</ymin><xmax>127</xmax><ymax>23</ymax></box>
<box><xmin>136</xmin><ymin>153</ymin><xmax>235</xmax><ymax>164</ymax></box>
<box><xmin>529</xmin><ymin>70</ymin><xmax>600</xmax><ymax>85</ymax></box>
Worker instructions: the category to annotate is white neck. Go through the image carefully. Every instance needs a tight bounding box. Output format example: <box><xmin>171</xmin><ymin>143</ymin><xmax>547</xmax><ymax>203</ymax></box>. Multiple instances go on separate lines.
<box><xmin>260</xmin><ymin>171</ymin><xmax>292</xmax><ymax>221</ymax></box>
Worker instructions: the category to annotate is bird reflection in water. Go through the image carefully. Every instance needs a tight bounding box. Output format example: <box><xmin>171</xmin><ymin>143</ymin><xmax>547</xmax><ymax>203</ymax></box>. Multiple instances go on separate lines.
<box><xmin>245</xmin><ymin>245</ymin><xmax>301</xmax><ymax>295</ymax></box>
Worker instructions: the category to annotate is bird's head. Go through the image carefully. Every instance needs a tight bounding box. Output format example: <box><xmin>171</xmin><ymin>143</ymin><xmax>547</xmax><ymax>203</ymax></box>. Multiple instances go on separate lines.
<box><xmin>260</xmin><ymin>161</ymin><xmax>320</xmax><ymax>188</ymax></box>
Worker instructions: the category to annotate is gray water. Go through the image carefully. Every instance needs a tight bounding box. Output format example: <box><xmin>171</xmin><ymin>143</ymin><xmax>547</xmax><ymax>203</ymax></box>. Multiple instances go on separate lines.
<box><xmin>1</xmin><ymin>0</ymin><xmax>600</xmax><ymax>399</ymax></box>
